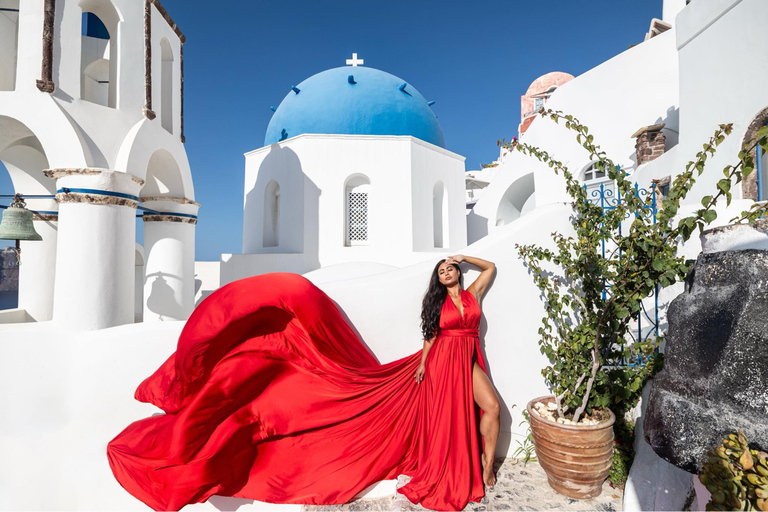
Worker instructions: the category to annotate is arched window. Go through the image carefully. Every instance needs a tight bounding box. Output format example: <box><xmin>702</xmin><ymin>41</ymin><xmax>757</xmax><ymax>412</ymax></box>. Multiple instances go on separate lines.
<box><xmin>0</xmin><ymin>0</ymin><xmax>19</xmax><ymax>91</ymax></box>
<box><xmin>433</xmin><ymin>181</ymin><xmax>449</xmax><ymax>248</ymax></box>
<box><xmin>344</xmin><ymin>175</ymin><xmax>370</xmax><ymax>246</ymax></box>
<box><xmin>583</xmin><ymin>161</ymin><xmax>605</xmax><ymax>182</ymax></box>
<box><xmin>160</xmin><ymin>39</ymin><xmax>174</xmax><ymax>133</ymax></box>
<box><xmin>80</xmin><ymin>3</ymin><xmax>119</xmax><ymax>107</ymax></box>
<box><xmin>582</xmin><ymin>161</ymin><xmax>615</xmax><ymax>200</ymax></box>
<box><xmin>262</xmin><ymin>180</ymin><xmax>280</xmax><ymax>248</ymax></box>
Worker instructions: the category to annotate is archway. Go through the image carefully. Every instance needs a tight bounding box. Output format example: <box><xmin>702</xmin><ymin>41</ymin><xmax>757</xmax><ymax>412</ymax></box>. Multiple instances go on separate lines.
<box><xmin>140</xmin><ymin>149</ymin><xmax>197</xmax><ymax>322</ymax></box>
<box><xmin>495</xmin><ymin>173</ymin><xmax>535</xmax><ymax>227</ymax></box>
<box><xmin>0</xmin><ymin>116</ymin><xmax>58</xmax><ymax>321</ymax></box>
<box><xmin>143</xmin><ymin>149</ymin><xmax>185</xmax><ymax>197</ymax></box>
<box><xmin>79</xmin><ymin>0</ymin><xmax>121</xmax><ymax>107</ymax></box>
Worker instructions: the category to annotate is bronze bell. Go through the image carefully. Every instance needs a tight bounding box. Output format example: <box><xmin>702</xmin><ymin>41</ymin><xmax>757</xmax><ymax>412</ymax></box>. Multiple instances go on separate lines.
<box><xmin>0</xmin><ymin>195</ymin><xmax>42</xmax><ymax>242</ymax></box>
<box><xmin>0</xmin><ymin>195</ymin><xmax>43</xmax><ymax>266</ymax></box>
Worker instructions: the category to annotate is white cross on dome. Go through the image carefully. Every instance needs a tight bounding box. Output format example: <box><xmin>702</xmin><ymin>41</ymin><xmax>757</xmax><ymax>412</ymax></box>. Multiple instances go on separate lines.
<box><xmin>346</xmin><ymin>53</ymin><xmax>364</xmax><ymax>67</ymax></box>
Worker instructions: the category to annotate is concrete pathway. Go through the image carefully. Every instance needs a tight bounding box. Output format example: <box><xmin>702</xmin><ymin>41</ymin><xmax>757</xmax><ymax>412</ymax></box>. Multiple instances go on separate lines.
<box><xmin>303</xmin><ymin>458</ymin><xmax>623</xmax><ymax>512</ymax></box>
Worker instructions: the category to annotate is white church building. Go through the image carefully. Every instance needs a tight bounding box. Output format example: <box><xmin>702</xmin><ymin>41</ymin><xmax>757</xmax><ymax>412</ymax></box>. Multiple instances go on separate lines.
<box><xmin>221</xmin><ymin>62</ymin><xmax>467</xmax><ymax>285</ymax></box>
<box><xmin>1</xmin><ymin>0</ymin><xmax>768</xmax><ymax>510</ymax></box>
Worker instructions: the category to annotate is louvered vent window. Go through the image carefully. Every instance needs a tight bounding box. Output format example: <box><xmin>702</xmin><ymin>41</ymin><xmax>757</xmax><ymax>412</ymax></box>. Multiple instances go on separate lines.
<box><xmin>344</xmin><ymin>176</ymin><xmax>371</xmax><ymax>246</ymax></box>
<box><xmin>347</xmin><ymin>191</ymin><xmax>368</xmax><ymax>243</ymax></box>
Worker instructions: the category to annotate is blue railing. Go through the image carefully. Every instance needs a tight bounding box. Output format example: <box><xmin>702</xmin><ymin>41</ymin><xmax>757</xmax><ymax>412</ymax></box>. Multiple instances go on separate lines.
<box><xmin>758</xmin><ymin>142</ymin><xmax>763</xmax><ymax>202</ymax></box>
<box><xmin>585</xmin><ymin>181</ymin><xmax>659</xmax><ymax>367</ymax></box>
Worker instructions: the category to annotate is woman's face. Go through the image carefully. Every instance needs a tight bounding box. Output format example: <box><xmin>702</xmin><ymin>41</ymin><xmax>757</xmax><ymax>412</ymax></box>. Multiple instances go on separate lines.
<box><xmin>437</xmin><ymin>262</ymin><xmax>459</xmax><ymax>287</ymax></box>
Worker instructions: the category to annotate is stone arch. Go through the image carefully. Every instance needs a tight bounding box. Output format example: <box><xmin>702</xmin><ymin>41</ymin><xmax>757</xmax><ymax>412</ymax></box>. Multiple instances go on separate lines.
<box><xmin>139</xmin><ymin>148</ymin><xmax>196</xmax><ymax>323</ymax></box>
<box><xmin>116</xmin><ymin>118</ymin><xmax>194</xmax><ymax>199</ymax></box>
<box><xmin>433</xmin><ymin>180</ymin><xmax>448</xmax><ymax>248</ymax></box>
<box><xmin>495</xmin><ymin>172</ymin><xmax>535</xmax><ymax>227</ymax></box>
<box><xmin>0</xmin><ymin>123</ymin><xmax>52</xmax><ymax>242</ymax></box>
<box><xmin>159</xmin><ymin>38</ymin><xmax>174</xmax><ymax>134</ymax></box>
<box><xmin>0</xmin><ymin>116</ymin><xmax>61</xmax><ymax>322</ymax></box>
<box><xmin>344</xmin><ymin>174</ymin><xmax>371</xmax><ymax>246</ymax></box>
<box><xmin>141</xmin><ymin>149</ymin><xmax>184</xmax><ymax>197</ymax></box>
<box><xmin>0</xmin><ymin>105</ymin><xmax>89</xmax><ymax>169</ymax></box>
<box><xmin>0</xmin><ymin>0</ymin><xmax>20</xmax><ymax>91</ymax></box>
<box><xmin>79</xmin><ymin>0</ymin><xmax>123</xmax><ymax>107</ymax></box>
<box><xmin>262</xmin><ymin>180</ymin><xmax>280</xmax><ymax>248</ymax></box>
<box><xmin>740</xmin><ymin>107</ymin><xmax>768</xmax><ymax>201</ymax></box>
<box><xmin>0</xmin><ymin>117</ymin><xmax>56</xmax><ymax>200</ymax></box>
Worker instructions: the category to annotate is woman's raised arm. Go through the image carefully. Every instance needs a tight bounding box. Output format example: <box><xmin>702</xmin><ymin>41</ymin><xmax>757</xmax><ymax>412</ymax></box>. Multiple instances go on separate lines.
<box><xmin>446</xmin><ymin>254</ymin><xmax>495</xmax><ymax>301</ymax></box>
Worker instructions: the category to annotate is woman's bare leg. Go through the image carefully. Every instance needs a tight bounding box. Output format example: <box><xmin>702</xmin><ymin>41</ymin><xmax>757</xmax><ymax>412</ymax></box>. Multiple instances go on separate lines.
<box><xmin>473</xmin><ymin>361</ymin><xmax>500</xmax><ymax>488</ymax></box>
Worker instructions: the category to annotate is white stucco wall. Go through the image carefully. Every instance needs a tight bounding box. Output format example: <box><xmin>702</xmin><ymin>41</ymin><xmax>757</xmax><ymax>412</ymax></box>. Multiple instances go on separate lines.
<box><xmin>469</xmin><ymin>29</ymin><xmax>680</xmax><ymax>242</ymax></box>
<box><xmin>193</xmin><ymin>260</ymin><xmax>220</xmax><ymax>306</ymax></box>
<box><xmin>635</xmin><ymin>0</ymin><xmax>768</xmax><ymax>205</ymax></box>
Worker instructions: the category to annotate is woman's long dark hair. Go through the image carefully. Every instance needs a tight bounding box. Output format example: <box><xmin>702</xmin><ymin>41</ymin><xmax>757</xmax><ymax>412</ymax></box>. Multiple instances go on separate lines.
<box><xmin>421</xmin><ymin>259</ymin><xmax>463</xmax><ymax>340</ymax></box>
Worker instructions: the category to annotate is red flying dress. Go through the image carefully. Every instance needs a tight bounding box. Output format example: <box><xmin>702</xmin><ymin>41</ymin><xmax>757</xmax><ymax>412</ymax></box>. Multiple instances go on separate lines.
<box><xmin>107</xmin><ymin>273</ymin><xmax>489</xmax><ymax>511</ymax></box>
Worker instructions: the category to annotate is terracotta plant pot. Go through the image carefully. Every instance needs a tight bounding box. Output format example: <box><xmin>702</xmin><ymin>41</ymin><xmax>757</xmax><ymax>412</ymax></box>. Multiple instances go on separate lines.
<box><xmin>526</xmin><ymin>395</ymin><xmax>615</xmax><ymax>499</ymax></box>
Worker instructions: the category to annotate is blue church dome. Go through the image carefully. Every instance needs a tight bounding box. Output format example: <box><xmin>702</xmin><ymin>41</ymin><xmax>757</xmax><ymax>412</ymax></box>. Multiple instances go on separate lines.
<box><xmin>265</xmin><ymin>66</ymin><xmax>445</xmax><ymax>148</ymax></box>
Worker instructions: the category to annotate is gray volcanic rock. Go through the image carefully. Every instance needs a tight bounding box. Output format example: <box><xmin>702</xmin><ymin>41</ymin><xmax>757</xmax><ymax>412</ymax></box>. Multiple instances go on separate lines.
<box><xmin>643</xmin><ymin>249</ymin><xmax>768</xmax><ymax>473</ymax></box>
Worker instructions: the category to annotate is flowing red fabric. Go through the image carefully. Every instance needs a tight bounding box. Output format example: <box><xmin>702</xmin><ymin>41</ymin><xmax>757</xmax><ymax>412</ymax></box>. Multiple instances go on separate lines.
<box><xmin>107</xmin><ymin>273</ymin><xmax>488</xmax><ymax>511</ymax></box>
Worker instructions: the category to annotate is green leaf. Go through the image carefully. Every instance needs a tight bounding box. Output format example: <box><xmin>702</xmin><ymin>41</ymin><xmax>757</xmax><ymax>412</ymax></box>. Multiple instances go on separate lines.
<box><xmin>717</xmin><ymin>179</ymin><xmax>731</xmax><ymax>194</ymax></box>
<box><xmin>701</xmin><ymin>195</ymin><xmax>712</xmax><ymax>207</ymax></box>
<box><xmin>702</xmin><ymin>209</ymin><xmax>717</xmax><ymax>224</ymax></box>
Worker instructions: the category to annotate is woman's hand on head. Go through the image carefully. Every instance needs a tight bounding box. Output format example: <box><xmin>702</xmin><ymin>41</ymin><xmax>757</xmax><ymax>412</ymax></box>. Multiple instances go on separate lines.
<box><xmin>446</xmin><ymin>254</ymin><xmax>465</xmax><ymax>264</ymax></box>
<box><xmin>414</xmin><ymin>364</ymin><xmax>426</xmax><ymax>384</ymax></box>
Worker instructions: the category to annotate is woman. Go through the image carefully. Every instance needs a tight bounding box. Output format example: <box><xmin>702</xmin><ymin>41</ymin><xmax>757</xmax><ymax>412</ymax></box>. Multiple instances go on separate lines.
<box><xmin>108</xmin><ymin>256</ymin><xmax>500</xmax><ymax>511</ymax></box>
<box><xmin>405</xmin><ymin>254</ymin><xmax>500</xmax><ymax>497</ymax></box>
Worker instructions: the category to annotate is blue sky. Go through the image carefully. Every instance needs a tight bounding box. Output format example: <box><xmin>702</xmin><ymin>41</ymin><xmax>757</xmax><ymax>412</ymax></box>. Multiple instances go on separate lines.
<box><xmin>0</xmin><ymin>0</ymin><xmax>662</xmax><ymax>259</ymax></box>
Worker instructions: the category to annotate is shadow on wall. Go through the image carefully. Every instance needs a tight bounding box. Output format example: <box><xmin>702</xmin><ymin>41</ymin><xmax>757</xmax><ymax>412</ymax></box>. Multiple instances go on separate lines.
<box><xmin>466</xmin><ymin>209</ymin><xmax>489</xmax><ymax>245</ymax></box>
<box><xmin>208</xmin><ymin>495</ymin><xmax>254</xmax><ymax>511</ymax></box>
<box><xmin>626</xmin><ymin>104</ymin><xmax>679</xmax><ymax>173</ymax></box>
<box><xmin>242</xmin><ymin>144</ymin><xmax>320</xmax><ymax>274</ymax></box>
<box><xmin>145</xmin><ymin>271</ymin><xmax>186</xmax><ymax>320</ymax></box>
<box><xmin>657</xmin><ymin>105</ymin><xmax>680</xmax><ymax>150</ymax></box>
